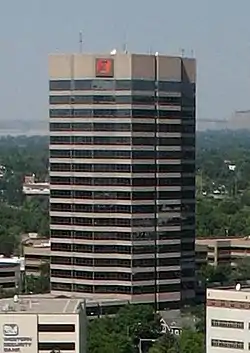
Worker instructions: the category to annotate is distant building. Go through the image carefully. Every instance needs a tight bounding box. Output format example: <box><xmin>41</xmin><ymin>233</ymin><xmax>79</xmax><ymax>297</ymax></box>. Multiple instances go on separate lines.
<box><xmin>0</xmin><ymin>257</ymin><xmax>24</xmax><ymax>293</ymax></box>
<box><xmin>206</xmin><ymin>287</ymin><xmax>250</xmax><ymax>353</ymax></box>
<box><xmin>23</xmin><ymin>174</ymin><xmax>49</xmax><ymax>196</ymax></box>
<box><xmin>0</xmin><ymin>295</ymin><xmax>87</xmax><ymax>353</ymax></box>
<box><xmin>22</xmin><ymin>235</ymin><xmax>50</xmax><ymax>276</ymax></box>
<box><xmin>196</xmin><ymin>237</ymin><xmax>250</xmax><ymax>268</ymax></box>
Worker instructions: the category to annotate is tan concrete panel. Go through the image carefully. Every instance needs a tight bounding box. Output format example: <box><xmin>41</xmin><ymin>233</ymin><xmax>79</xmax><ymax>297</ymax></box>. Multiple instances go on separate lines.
<box><xmin>73</xmin><ymin>54</ymin><xmax>95</xmax><ymax>78</ymax></box>
<box><xmin>157</xmin><ymin>56</ymin><xmax>181</xmax><ymax>81</ymax></box>
<box><xmin>114</xmin><ymin>53</ymin><xmax>132</xmax><ymax>78</ymax></box>
<box><xmin>49</xmin><ymin>54</ymin><xmax>72</xmax><ymax>79</ymax></box>
<box><xmin>182</xmin><ymin>58</ymin><xmax>196</xmax><ymax>83</ymax></box>
<box><xmin>131</xmin><ymin>54</ymin><xmax>155</xmax><ymax>79</ymax></box>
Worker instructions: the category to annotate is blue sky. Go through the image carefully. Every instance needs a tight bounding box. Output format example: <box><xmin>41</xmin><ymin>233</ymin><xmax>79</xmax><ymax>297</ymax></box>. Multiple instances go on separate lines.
<box><xmin>0</xmin><ymin>0</ymin><xmax>250</xmax><ymax>123</ymax></box>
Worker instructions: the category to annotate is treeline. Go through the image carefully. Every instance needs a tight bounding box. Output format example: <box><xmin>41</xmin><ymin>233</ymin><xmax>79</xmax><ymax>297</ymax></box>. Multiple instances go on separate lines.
<box><xmin>88</xmin><ymin>304</ymin><xmax>204</xmax><ymax>353</ymax></box>
<box><xmin>197</xmin><ymin>130</ymin><xmax>250</xmax><ymax>237</ymax></box>
<box><xmin>0</xmin><ymin>136</ymin><xmax>49</xmax><ymax>256</ymax></box>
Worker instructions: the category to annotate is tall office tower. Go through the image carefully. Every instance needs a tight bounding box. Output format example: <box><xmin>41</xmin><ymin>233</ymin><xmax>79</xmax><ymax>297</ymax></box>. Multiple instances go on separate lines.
<box><xmin>49</xmin><ymin>53</ymin><xmax>196</xmax><ymax>310</ymax></box>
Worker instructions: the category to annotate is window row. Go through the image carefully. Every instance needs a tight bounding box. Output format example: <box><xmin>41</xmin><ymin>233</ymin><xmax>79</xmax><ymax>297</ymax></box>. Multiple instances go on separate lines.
<box><xmin>50</xmin><ymin>164</ymin><xmax>195</xmax><ymax>174</ymax></box>
<box><xmin>51</xmin><ymin>269</ymin><xmax>179</xmax><ymax>281</ymax></box>
<box><xmin>50</xmin><ymin>94</ymin><xmax>181</xmax><ymax>105</ymax></box>
<box><xmin>50</xmin><ymin>202</ymin><xmax>195</xmax><ymax>213</ymax></box>
<box><xmin>50</xmin><ymin>149</ymin><xmax>195</xmax><ymax>159</ymax></box>
<box><xmin>50</xmin><ymin>176</ymin><xmax>194</xmax><ymax>187</ymax></box>
<box><xmin>51</xmin><ymin>281</ymin><xmax>181</xmax><ymax>295</ymax></box>
<box><xmin>50</xmin><ymin>229</ymin><xmax>191</xmax><ymax>241</ymax></box>
<box><xmin>49</xmin><ymin>122</ymin><xmax>194</xmax><ymax>133</ymax></box>
<box><xmin>50</xmin><ymin>242</ymin><xmax>181</xmax><ymax>254</ymax></box>
<box><xmin>51</xmin><ymin>256</ymin><xmax>180</xmax><ymax>267</ymax></box>
<box><xmin>50</xmin><ymin>189</ymin><xmax>195</xmax><ymax>200</ymax></box>
<box><xmin>50</xmin><ymin>216</ymin><xmax>195</xmax><ymax>227</ymax></box>
<box><xmin>50</xmin><ymin>79</ymin><xmax>194</xmax><ymax>92</ymax></box>
<box><xmin>49</xmin><ymin>108</ymin><xmax>183</xmax><ymax>118</ymax></box>
<box><xmin>50</xmin><ymin>136</ymin><xmax>195</xmax><ymax>146</ymax></box>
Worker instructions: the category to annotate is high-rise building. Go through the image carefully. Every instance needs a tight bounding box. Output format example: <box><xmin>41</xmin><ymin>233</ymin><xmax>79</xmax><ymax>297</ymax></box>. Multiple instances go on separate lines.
<box><xmin>49</xmin><ymin>52</ymin><xmax>196</xmax><ymax>310</ymax></box>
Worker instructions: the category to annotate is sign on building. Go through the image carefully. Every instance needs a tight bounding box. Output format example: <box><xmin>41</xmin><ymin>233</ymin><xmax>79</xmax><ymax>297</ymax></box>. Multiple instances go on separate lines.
<box><xmin>0</xmin><ymin>314</ymin><xmax>37</xmax><ymax>353</ymax></box>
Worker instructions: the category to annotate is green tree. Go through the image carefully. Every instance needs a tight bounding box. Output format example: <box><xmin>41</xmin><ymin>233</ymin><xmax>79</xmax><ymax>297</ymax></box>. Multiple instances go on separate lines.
<box><xmin>179</xmin><ymin>330</ymin><xmax>205</xmax><ymax>353</ymax></box>
<box><xmin>149</xmin><ymin>334</ymin><xmax>178</xmax><ymax>353</ymax></box>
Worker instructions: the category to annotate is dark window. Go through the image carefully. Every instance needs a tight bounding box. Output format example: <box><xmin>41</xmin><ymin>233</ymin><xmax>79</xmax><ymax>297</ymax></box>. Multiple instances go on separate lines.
<box><xmin>50</xmin><ymin>176</ymin><xmax>71</xmax><ymax>185</ymax></box>
<box><xmin>158</xmin><ymin>137</ymin><xmax>181</xmax><ymax>146</ymax></box>
<box><xmin>158</xmin><ymin>110</ymin><xmax>180</xmax><ymax>118</ymax></box>
<box><xmin>38</xmin><ymin>324</ymin><xmax>76</xmax><ymax>333</ymax></box>
<box><xmin>133</xmin><ymin>137</ymin><xmax>154</xmax><ymax>145</ymax></box>
<box><xmin>93</xmin><ymin>136</ymin><xmax>130</xmax><ymax>145</ymax></box>
<box><xmin>74</xmin><ymin>80</ymin><xmax>92</xmax><ymax>90</ymax></box>
<box><xmin>73</xmin><ymin>150</ymin><xmax>92</xmax><ymax>158</ymax></box>
<box><xmin>50</xmin><ymin>189</ymin><xmax>71</xmax><ymax>198</ymax></box>
<box><xmin>132</xmin><ymin>96</ymin><xmax>155</xmax><ymax>104</ymax></box>
<box><xmin>94</xmin><ymin>285</ymin><xmax>131</xmax><ymax>294</ymax></box>
<box><xmin>132</xmin><ymin>151</ymin><xmax>155</xmax><ymax>159</ymax></box>
<box><xmin>73</xmin><ymin>109</ymin><xmax>93</xmax><ymax>117</ymax></box>
<box><xmin>50</xmin><ymin>149</ymin><xmax>71</xmax><ymax>158</ymax></box>
<box><xmin>158</xmin><ymin>81</ymin><xmax>181</xmax><ymax>92</ymax></box>
<box><xmin>132</xmin><ymin>191</ymin><xmax>154</xmax><ymax>200</ymax></box>
<box><xmin>92</xmin><ymin>80</ymin><xmax>115</xmax><ymax>90</ymax></box>
<box><xmin>133</xmin><ymin>164</ymin><xmax>155</xmax><ymax>173</ymax></box>
<box><xmin>73</xmin><ymin>95</ymin><xmax>92</xmax><ymax>104</ymax></box>
<box><xmin>51</xmin><ymin>230</ymin><xmax>71</xmax><ymax>239</ymax></box>
<box><xmin>116</xmin><ymin>80</ymin><xmax>132</xmax><ymax>90</ymax></box>
<box><xmin>50</xmin><ymin>109</ymin><xmax>71</xmax><ymax>117</ymax></box>
<box><xmin>133</xmin><ymin>123</ymin><xmax>154</xmax><ymax>132</ymax></box>
<box><xmin>116</xmin><ymin>96</ymin><xmax>132</xmax><ymax>104</ymax></box>
<box><xmin>211</xmin><ymin>340</ymin><xmax>244</xmax><ymax>350</ymax></box>
<box><xmin>93</xmin><ymin>95</ymin><xmax>115</xmax><ymax>104</ymax></box>
<box><xmin>158</xmin><ymin>96</ymin><xmax>181</xmax><ymax>105</ymax></box>
<box><xmin>1</xmin><ymin>282</ymin><xmax>15</xmax><ymax>288</ymax></box>
<box><xmin>93</xmin><ymin>164</ymin><xmax>130</xmax><ymax>172</ymax></box>
<box><xmin>0</xmin><ymin>271</ymin><xmax>15</xmax><ymax>277</ymax></box>
<box><xmin>212</xmin><ymin>320</ymin><xmax>244</xmax><ymax>329</ymax></box>
<box><xmin>73</xmin><ymin>136</ymin><xmax>92</xmax><ymax>144</ymax></box>
<box><xmin>94</xmin><ymin>150</ymin><xmax>131</xmax><ymax>159</ymax></box>
<box><xmin>158</xmin><ymin>164</ymin><xmax>181</xmax><ymax>173</ymax></box>
<box><xmin>50</xmin><ymin>163</ymin><xmax>71</xmax><ymax>172</ymax></box>
<box><xmin>93</xmin><ymin>123</ymin><xmax>130</xmax><ymax>131</ymax></box>
<box><xmin>38</xmin><ymin>342</ymin><xmax>75</xmax><ymax>351</ymax></box>
<box><xmin>182</xmin><ymin>124</ymin><xmax>195</xmax><ymax>134</ymax></box>
<box><xmin>133</xmin><ymin>109</ymin><xmax>155</xmax><ymax>117</ymax></box>
<box><xmin>50</xmin><ymin>95</ymin><xmax>71</xmax><ymax>104</ymax></box>
<box><xmin>132</xmin><ymin>80</ymin><xmax>155</xmax><ymax>91</ymax></box>
<box><xmin>158</xmin><ymin>124</ymin><xmax>181</xmax><ymax>133</ymax></box>
<box><xmin>50</xmin><ymin>136</ymin><xmax>70</xmax><ymax>145</ymax></box>
<box><xmin>50</xmin><ymin>80</ymin><xmax>71</xmax><ymax>91</ymax></box>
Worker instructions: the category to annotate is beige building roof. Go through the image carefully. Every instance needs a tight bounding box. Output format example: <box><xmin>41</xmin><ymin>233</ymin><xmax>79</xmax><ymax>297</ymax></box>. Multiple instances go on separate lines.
<box><xmin>0</xmin><ymin>294</ymin><xmax>127</xmax><ymax>314</ymax></box>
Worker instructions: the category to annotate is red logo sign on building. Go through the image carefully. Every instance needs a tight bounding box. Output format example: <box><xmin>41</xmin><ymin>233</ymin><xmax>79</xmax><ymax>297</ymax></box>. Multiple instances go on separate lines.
<box><xmin>96</xmin><ymin>58</ymin><xmax>114</xmax><ymax>77</ymax></box>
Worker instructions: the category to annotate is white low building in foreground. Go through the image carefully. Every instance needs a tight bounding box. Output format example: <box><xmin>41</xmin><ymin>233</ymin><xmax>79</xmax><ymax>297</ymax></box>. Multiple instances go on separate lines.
<box><xmin>207</xmin><ymin>286</ymin><xmax>250</xmax><ymax>353</ymax></box>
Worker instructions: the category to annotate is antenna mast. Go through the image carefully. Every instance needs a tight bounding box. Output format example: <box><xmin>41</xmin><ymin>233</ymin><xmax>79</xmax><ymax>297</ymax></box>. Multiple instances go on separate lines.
<box><xmin>79</xmin><ymin>31</ymin><xmax>83</xmax><ymax>53</ymax></box>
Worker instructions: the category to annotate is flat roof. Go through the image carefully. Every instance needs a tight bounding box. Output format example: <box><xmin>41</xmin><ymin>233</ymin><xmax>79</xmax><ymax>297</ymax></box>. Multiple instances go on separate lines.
<box><xmin>196</xmin><ymin>237</ymin><xmax>250</xmax><ymax>246</ymax></box>
<box><xmin>0</xmin><ymin>294</ymin><xmax>129</xmax><ymax>315</ymax></box>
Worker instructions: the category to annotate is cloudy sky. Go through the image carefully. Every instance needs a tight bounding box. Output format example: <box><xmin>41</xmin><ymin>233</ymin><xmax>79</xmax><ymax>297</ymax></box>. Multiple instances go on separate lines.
<box><xmin>0</xmin><ymin>0</ymin><xmax>250</xmax><ymax>123</ymax></box>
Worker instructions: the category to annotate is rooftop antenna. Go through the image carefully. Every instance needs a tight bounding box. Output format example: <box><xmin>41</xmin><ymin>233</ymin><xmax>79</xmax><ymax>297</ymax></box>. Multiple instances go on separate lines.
<box><xmin>191</xmin><ymin>49</ymin><xmax>194</xmax><ymax>57</ymax></box>
<box><xmin>79</xmin><ymin>31</ymin><xmax>83</xmax><ymax>53</ymax></box>
<box><xmin>122</xmin><ymin>33</ymin><xmax>128</xmax><ymax>53</ymax></box>
<box><xmin>181</xmin><ymin>48</ymin><xmax>185</xmax><ymax>57</ymax></box>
